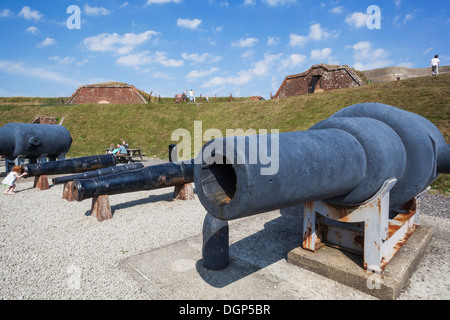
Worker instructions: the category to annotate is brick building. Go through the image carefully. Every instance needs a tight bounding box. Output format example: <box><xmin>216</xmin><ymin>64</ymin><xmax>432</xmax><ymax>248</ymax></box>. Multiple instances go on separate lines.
<box><xmin>66</xmin><ymin>83</ymin><xmax>148</xmax><ymax>104</ymax></box>
<box><xmin>273</xmin><ymin>64</ymin><xmax>365</xmax><ymax>99</ymax></box>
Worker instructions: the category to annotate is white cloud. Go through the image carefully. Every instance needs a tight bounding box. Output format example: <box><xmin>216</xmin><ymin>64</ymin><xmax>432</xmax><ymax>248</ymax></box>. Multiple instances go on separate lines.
<box><xmin>345</xmin><ymin>12</ymin><xmax>369</xmax><ymax>28</ymax></box>
<box><xmin>146</xmin><ymin>0</ymin><xmax>182</xmax><ymax>5</ymax></box>
<box><xmin>263</xmin><ymin>0</ymin><xmax>296</xmax><ymax>6</ymax></box>
<box><xmin>251</xmin><ymin>53</ymin><xmax>282</xmax><ymax>76</ymax></box>
<box><xmin>329</xmin><ymin>6</ymin><xmax>344</xmax><ymax>14</ymax></box>
<box><xmin>310</xmin><ymin>48</ymin><xmax>339</xmax><ymax>65</ymax></box>
<box><xmin>0</xmin><ymin>59</ymin><xmax>79</xmax><ymax>87</ymax></box>
<box><xmin>49</xmin><ymin>55</ymin><xmax>76</xmax><ymax>65</ymax></box>
<box><xmin>232</xmin><ymin>37</ymin><xmax>259</xmax><ymax>48</ymax></box>
<box><xmin>202</xmin><ymin>53</ymin><xmax>281</xmax><ymax>88</ymax></box>
<box><xmin>77</xmin><ymin>59</ymin><xmax>90</xmax><ymax>66</ymax></box>
<box><xmin>240</xmin><ymin>50</ymin><xmax>255</xmax><ymax>60</ymax></box>
<box><xmin>25</xmin><ymin>26</ymin><xmax>39</xmax><ymax>35</ymax></box>
<box><xmin>351</xmin><ymin>41</ymin><xmax>393</xmax><ymax>70</ymax></box>
<box><xmin>289</xmin><ymin>33</ymin><xmax>308</xmax><ymax>47</ymax></box>
<box><xmin>0</xmin><ymin>9</ymin><xmax>12</xmax><ymax>17</ymax></box>
<box><xmin>289</xmin><ymin>23</ymin><xmax>338</xmax><ymax>47</ymax></box>
<box><xmin>186</xmin><ymin>67</ymin><xmax>220</xmax><ymax>81</ymax></box>
<box><xmin>279</xmin><ymin>53</ymin><xmax>307</xmax><ymax>71</ymax></box>
<box><xmin>311</xmin><ymin>48</ymin><xmax>332</xmax><ymax>60</ymax></box>
<box><xmin>177</xmin><ymin>18</ymin><xmax>202</xmax><ymax>30</ymax></box>
<box><xmin>83</xmin><ymin>4</ymin><xmax>111</xmax><ymax>16</ymax></box>
<box><xmin>151</xmin><ymin>71</ymin><xmax>175</xmax><ymax>80</ymax></box>
<box><xmin>37</xmin><ymin>37</ymin><xmax>57</xmax><ymax>47</ymax></box>
<box><xmin>423</xmin><ymin>47</ymin><xmax>433</xmax><ymax>55</ymax></box>
<box><xmin>116</xmin><ymin>51</ymin><xmax>184</xmax><ymax>67</ymax></box>
<box><xmin>243</xmin><ymin>0</ymin><xmax>256</xmax><ymax>5</ymax></box>
<box><xmin>154</xmin><ymin>51</ymin><xmax>184</xmax><ymax>67</ymax></box>
<box><xmin>203</xmin><ymin>70</ymin><xmax>252</xmax><ymax>88</ymax></box>
<box><xmin>18</xmin><ymin>6</ymin><xmax>43</xmax><ymax>21</ymax></box>
<box><xmin>116</xmin><ymin>51</ymin><xmax>151</xmax><ymax>66</ymax></box>
<box><xmin>394</xmin><ymin>13</ymin><xmax>414</xmax><ymax>26</ymax></box>
<box><xmin>267</xmin><ymin>36</ymin><xmax>280</xmax><ymax>46</ymax></box>
<box><xmin>83</xmin><ymin>30</ymin><xmax>159</xmax><ymax>53</ymax></box>
<box><xmin>182</xmin><ymin>52</ymin><xmax>222</xmax><ymax>64</ymax></box>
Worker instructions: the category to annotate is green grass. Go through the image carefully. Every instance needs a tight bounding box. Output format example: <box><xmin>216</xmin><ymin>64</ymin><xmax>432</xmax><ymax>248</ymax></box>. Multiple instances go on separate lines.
<box><xmin>1</xmin><ymin>74</ymin><xmax>449</xmax><ymax>194</ymax></box>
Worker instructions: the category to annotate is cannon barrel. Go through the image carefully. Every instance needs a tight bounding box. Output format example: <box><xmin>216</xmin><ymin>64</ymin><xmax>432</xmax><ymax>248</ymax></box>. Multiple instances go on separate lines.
<box><xmin>0</xmin><ymin>123</ymin><xmax>72</xmax><ymax>160</ymax></box>
<box><xmin>22</xmin><ymin>154</ymin><xmax>117</xmax><ymax>177</ymax></box>
<box><xmin>52</xmin><ymin>163</ymin><xmax>144</xmax><ymax>185</ymax></box>
<box><xmin>72</xmin><ymin>160</ymin><xmax>195</xmax><ymax>201</ymax></box>
<box><xmin>194</xmin><ymin>103</ymin><xmax>449</xmax><ymax>221</ymax></box>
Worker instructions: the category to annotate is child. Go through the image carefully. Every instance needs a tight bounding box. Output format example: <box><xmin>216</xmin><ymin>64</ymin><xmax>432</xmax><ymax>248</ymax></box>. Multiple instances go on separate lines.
<box><xmin>2</xmin><ymin>166</ymin><xmax>28</xmax><ymax>195</ymax></box>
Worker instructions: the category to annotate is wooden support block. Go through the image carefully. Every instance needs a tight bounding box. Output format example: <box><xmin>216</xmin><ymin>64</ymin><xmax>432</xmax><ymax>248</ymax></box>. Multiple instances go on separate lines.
<box><xmin>62</xmin><ymin>181</ymin><xmax>75</xmax><ymax>202</ymax></box>
<box><xmin>173</xmin><ymin>183</ymin><xmax>194</xmax><ymax>201</ymax></box>
<box><xmin>90</xmin><ymin>195</ymin><xmax>112</xmax><ymax>222</ymax></box>
<box><xmin>34</xmin><ymin>175</ymin><xmax>50</xmax><ymax>190</ymax></box>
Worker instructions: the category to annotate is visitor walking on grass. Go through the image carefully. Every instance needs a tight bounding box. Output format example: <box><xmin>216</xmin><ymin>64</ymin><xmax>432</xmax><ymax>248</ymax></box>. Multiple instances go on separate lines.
<box><xmin>189</xmin><ymin>89</ymin><xmax>195</xmax><ymax>102</ymax></box>
<box><xmin>430</xmin><ymin>55</ymin><xmax>440</xmax><ymax>76</ymax></box>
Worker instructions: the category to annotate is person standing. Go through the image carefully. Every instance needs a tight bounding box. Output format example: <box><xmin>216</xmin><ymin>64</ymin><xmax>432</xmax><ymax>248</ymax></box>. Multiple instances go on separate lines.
<box><xmin>189</xmin><ymin>89</ymin><xmax>195</xmax><ymax>102</ymax></box>
<box><xmin>430</xmin><ymin>55</ymin><xmax>440</xmax><ymax>76</ymax></box>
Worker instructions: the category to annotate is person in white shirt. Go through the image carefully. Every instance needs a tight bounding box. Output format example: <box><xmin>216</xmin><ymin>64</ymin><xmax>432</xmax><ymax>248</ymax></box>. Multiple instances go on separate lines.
<box><xmin>2</xmin><ymin>166</ymin><xmax>28</xmax><ymax>195</ymax></box>
<box><xmin>189</xmin><ymin>89</ymin><xmax>195</xmax><ymax>102</ymax></box>
<box><xmin>430</xmin><ymin>55</ymin><xmax>440</xmax><ymax>76</ymax></box>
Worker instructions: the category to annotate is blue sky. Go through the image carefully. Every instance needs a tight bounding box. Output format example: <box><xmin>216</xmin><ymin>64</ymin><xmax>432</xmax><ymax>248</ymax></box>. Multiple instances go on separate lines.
<box><xmin>0</xmin><ymin>0</ymin><xmax>449</xmax><ymax>99</ymax></box>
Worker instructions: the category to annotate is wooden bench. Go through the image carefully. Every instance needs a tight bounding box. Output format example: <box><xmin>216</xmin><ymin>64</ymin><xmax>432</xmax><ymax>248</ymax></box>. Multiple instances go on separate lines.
<box><xmin>105</xmin><ymin>148</ymin><xmax>145</xmax><ymax>163</ymax></box>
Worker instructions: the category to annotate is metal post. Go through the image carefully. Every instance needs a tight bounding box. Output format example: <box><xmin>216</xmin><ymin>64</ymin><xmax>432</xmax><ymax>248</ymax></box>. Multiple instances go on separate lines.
<box><xmin>202</xmin><ymin>213</ymin><xmax>229</xmax><ymax>270</ymax></box>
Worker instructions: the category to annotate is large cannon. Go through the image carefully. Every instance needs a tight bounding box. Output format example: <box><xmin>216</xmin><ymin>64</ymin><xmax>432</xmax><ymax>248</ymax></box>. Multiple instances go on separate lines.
<box><xmin>195</xmin><ymin>103</ymin><xmax>449</xmax><ymax>271</ymax></box>
<box><xmin>195</xmin><ymin>103</ymin><xmax>449</xmax><ymax>221</ymax></box>
<box><xmin>72</xmin><ymin>160</ymin><xmax>195</xmax><ymax>201</ymax></box>
<box><xmin>52</xmin><ymin>163</ymin><xmax>144</xmax><ymax>185</ymax></box>
<box><xmin>0</xmin><ymin>123</ymin><xmax>72</xmax><ymax>164</ymax></box>
<box><xmin>22</xmin><ymin>154</ymin><xmax>118</xmax><ymax>177</ymax></box>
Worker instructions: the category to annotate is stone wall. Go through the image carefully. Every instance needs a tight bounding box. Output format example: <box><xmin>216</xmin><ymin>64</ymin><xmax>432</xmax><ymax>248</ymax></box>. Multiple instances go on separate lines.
<box><xmin>274</xmin><ymin>65</ymin><xmax>364</xmax><ymax>99</ymax></box>
<box><xmin>67</xmin><ymin>85</ymin><xmax>148</xmax><ymax>104</ymax></box>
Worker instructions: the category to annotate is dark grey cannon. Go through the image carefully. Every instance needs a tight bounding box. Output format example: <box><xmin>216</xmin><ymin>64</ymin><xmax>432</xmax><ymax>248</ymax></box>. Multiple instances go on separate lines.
<box><xmin>52</xmin><ymin>162</ymin><xmax>145</xmax><ymax>185</ymax></box>
<box><xmin>22</xmin><ymin>154</ymin><xmax>118</xmax><ymax>177</ymax></box>
<box><xmin>194</xmin><ymin>103</ymin><xmax>449</xmax><ymax>269</ymax></box>
<box><xmin>72</xmin><ymin>160</ymin><xmax>195</xmax><ymax>201</ymax></box>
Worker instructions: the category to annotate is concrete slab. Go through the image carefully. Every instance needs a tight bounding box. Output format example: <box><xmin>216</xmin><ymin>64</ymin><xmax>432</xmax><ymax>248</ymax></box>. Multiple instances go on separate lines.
<box><xmin>118</xmin><ymin>207</ymin><xmax>377</xmax><ymax>300</ymax></box>
<box><xmin>287</xmin><ymin>226</ymin><xmax>433</xmax><ymax>300</ymax></box>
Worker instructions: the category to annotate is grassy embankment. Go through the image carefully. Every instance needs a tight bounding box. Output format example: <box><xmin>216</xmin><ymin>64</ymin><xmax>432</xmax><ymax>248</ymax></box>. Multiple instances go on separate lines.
<box><xmin>0</xmin><ymin>74</ymin><xmax>449</xmax><ymax>194</ymax></box>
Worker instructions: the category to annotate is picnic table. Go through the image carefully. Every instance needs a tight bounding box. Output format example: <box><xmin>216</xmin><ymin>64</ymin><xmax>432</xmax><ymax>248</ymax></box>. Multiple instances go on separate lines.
<box><xmin>105</xmin><ymin>148</ymin><xmax>145</xmax><ymax>163</ymax></box>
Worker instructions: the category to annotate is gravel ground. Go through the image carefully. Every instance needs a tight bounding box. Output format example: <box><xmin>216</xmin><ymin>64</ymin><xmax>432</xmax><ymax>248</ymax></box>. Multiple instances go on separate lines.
<box><xmin>0</xmin><ymin>159</ymin><xmax>448</xmax><ymax>300</ymax></box>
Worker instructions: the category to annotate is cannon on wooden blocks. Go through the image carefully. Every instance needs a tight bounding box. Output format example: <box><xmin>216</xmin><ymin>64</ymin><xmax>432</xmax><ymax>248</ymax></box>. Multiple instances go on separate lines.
<box><xmin>21</xmin><ymin>154</ymin><xmax>118</xmax><ymax>190</ymax></box>
<box><xmin>194</xmin><ymin>103</ymin><xmax>449</xmax><ymax>271</ymax></box>
<box><xmin>52</xmin><ymin>162</ymin><xmax>144</xmax><ymax>185</ymax></box>
<box><xmin>72</xmin><ymin>160</ymin><xmax>195</xmax><ymax>202</ymax></box>
<box><xmin>22</xmin><ymin>154</ymin><xmax>118</xmax><ymax>177</ymax></box>
<box><xmin>70</xmin><ymin>160</ymin><xmax>195</xmax><ymax>221</ymax></box>
<box><xmin>0</xmin><ymin>123</ymin><xmax>72</xmax><ymax>171</ymax></box>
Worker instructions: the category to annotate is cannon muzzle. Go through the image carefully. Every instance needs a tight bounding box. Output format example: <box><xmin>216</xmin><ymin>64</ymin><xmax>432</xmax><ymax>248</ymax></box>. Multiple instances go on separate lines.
<box><xmin>0</xmin><ymin>123</ymin><xmax>72</xmax><ymax>160</ymax></box>
<box><xmin>22</xmin><ymin>154</ymin><xmax>117</xmax><ymax>177</ymax></box>
<box><xmin>194</xmin><ymin>103</ymin><xmax>449</xmax><ymax>221</ymax></box>
<box><xmin>72</xmin><ymin>160</ymin><xmax>195</xmax><ymax>201</ymax></box>
<box><xmin>52</xmin><ymin>163</ymin><xmax>144</xmax><ymax>185</ymax></box>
